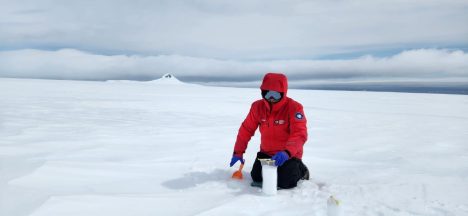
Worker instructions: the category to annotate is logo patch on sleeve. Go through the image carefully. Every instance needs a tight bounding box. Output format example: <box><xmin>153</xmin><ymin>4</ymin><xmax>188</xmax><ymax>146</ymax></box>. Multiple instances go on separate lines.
<box><xmin>295</xmin><ymin>112</ymin><xmax>304</xmax><ymax>120</ymax></box>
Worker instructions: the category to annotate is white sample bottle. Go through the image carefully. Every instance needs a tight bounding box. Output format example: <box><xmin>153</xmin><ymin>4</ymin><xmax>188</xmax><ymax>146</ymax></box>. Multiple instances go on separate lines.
<box><xmin>261</xmin><ymin>161</ymin><xmax>277</xmax><ymax>196</ymax></box>
<box><xmin>327</xmin><ymin>196</ymin><xmax>341</xmax><ymax>216</ymax></box>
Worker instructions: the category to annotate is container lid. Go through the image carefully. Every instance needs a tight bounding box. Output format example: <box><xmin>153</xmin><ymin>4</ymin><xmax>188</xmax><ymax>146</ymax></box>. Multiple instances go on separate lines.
<box><xmin>259</xmin><ymin>159</ymin><xmax>276</xmax><ymax>166</ymax></box>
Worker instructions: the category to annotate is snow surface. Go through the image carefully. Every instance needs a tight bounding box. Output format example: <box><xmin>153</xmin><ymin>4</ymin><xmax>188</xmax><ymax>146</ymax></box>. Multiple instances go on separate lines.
<box><xmin>1</xmin><ymin>77</ymin><xmax>468</xmax><ymax>216</ymax></box>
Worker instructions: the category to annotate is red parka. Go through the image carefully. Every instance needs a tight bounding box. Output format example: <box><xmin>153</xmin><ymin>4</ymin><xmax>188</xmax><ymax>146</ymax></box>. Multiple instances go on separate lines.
<box><xmin>234</xmin><ymin>73</ymin><xmax>308</xmax><ymax>159</ymax></box>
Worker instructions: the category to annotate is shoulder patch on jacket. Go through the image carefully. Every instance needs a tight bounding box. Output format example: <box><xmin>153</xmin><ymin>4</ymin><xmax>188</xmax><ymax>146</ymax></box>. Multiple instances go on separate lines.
<box><xmin>295</xmin><ymin>112</ymin><xmax>304</xmax><ymax>120</ymax></box>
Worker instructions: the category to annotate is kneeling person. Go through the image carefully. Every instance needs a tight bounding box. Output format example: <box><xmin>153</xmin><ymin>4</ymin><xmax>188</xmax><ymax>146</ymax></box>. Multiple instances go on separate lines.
<box><xmin>229</xmin><ymin>73</ymin><xmax>309</xmax><ymax>189</ymax></box>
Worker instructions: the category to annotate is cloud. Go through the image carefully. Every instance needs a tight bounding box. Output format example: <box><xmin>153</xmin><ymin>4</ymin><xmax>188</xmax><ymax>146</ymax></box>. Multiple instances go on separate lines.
<box><xmin>1</xmin><ymin>0</ymin><xmax>467</xmax><ymax>59</ymax></box>
<box><xmin>1</xmin><ymin>49</ymin><xmax>467</xmax><ymax>89</ymax></box>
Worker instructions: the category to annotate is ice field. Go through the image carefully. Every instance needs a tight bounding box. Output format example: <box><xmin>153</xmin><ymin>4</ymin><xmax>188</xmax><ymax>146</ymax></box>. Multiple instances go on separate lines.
<box><xmin>1</xmin><ymin>77</ymin><xmax>468</xmax><ymax>216</ymax></box>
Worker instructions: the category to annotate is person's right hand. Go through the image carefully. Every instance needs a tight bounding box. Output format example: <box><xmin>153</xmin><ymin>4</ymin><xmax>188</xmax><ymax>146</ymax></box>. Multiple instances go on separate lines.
<box><xmin>230</xmin><ymin>155</ymin><xmax>245</xmax><ymax>167</ymax></box>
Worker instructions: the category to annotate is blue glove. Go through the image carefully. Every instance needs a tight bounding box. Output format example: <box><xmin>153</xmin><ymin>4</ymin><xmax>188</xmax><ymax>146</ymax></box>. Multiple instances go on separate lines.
<box><xmin>272</xmin><ymin>151</ymin><xmax>289</xmax><ymax>166</ymax></box>
<box><xmin>230</xmin><ymin>155</ymin><xmax>245</xmax><ymax>167</ymax></box>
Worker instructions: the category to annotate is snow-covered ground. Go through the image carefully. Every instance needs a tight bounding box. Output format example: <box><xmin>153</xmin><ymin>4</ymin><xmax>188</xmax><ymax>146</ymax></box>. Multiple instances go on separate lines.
<box><xmin>1</xmin><ymin>77</ymin><xmax>467</xmax><ymax>216</ymax></box>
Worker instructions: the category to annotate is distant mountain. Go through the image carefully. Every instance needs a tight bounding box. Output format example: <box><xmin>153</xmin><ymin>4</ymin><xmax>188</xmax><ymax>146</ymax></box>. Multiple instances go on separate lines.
<box><xmin>148</xmin><ymin>73</ymin><xmax>183</xmax><ymax>85</ymax></box>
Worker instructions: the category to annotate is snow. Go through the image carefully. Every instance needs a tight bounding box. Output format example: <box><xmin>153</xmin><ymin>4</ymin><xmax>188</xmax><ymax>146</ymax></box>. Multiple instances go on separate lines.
<box><xmin>1</xmin><ymin>77</ymin><xmax>468</xmax><ymax>216</ymax></box>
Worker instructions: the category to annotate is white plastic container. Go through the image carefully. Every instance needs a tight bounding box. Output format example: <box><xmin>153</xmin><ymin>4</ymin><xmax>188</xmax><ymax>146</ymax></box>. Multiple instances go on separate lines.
<box><xmin>260</xmin><ymin>159</ymin><xmax>277</xmax><ymax>196</ymax></box>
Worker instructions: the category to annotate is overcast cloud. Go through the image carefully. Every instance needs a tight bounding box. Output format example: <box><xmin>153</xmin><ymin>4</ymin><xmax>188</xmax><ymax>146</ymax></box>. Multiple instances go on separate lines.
<box><xmin>1</xmin><ymin>48</ymin><xmax>467</xmax><ymax>85</ymax></box>
<box><xmin>1</xmin><ymin>0</ymin><xmax>468</xmax><ymax>92</ymax></box>
<box><xmin>1</xmin><ymin>0</ymin><xmax>467</xmax><ymax>59</ymax></box>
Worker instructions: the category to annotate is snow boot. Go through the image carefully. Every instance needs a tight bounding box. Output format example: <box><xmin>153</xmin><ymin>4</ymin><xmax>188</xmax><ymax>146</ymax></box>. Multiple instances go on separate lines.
<box><xmin>301</xmin><ymin>163</ymin><xmax>310</xmax><ymax>180</ymax></box>
<box><xmin>250</xmin><ymin>181</ymin><xmax>262</xmax><ymax>188</ymax></box>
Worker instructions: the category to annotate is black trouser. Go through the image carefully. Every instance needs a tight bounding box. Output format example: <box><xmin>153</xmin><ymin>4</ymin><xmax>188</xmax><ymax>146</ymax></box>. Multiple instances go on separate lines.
<box><xmin>250</xmin><ymin>152</ymin><xmax>307</xmax><ymax>189</ymax></box>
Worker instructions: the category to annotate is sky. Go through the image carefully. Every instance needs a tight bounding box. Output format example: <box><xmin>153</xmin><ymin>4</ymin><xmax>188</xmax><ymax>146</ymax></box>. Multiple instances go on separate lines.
<box><xmin>1</xmin><ymin>0</ymin><xmax>468</xmax><ymax>92</ymax></box>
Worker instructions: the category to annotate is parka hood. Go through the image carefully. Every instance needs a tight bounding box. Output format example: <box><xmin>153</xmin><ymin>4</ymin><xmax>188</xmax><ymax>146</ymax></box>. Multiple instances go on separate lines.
<box><xmin>260</xmin><ymin>73</ymin><xmax>288</xmax><ymax>96</ymax></box>
<box><xmin>260</xmin><ymin>73</ymin><xmax>289</xmax><ymax>111</ymax></box>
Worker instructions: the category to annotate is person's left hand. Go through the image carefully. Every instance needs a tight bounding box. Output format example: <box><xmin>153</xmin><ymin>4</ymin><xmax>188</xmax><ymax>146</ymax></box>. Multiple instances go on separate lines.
<box><xmin>272</xmin><ymin>151</ymin><xmax>289</xmax><ymax>166</ymax></box>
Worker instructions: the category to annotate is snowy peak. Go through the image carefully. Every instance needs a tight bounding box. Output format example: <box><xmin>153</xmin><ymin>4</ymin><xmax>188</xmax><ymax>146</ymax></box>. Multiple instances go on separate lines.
<box><xmin>150</xmin><ymin>73</ymin><xmax>183</xmax><ymax>84</ymax></box>
<box><xmin>105</xmin><ymin>73</ymin><xmax>187</xmax><ymax>86</ymax></box>
<box><xmin>162</xmin><ymin>73</ymin><xmax>175</xmax><ymax>79</ymax></box>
